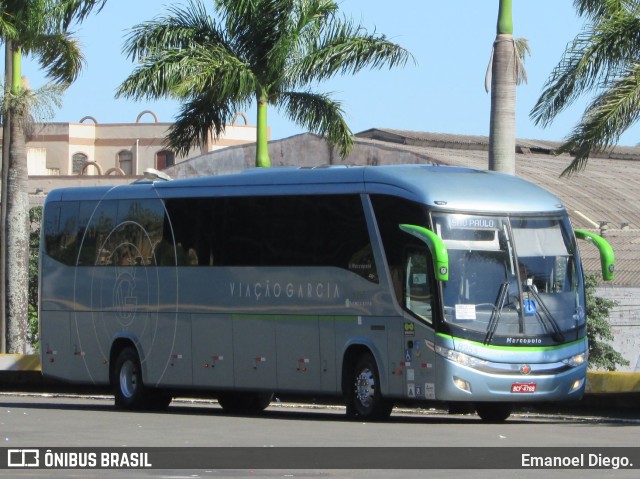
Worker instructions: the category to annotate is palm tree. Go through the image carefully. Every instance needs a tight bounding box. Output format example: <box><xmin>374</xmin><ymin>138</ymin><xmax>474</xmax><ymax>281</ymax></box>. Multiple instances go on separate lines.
<box><xmin>530</xmin><ymin>0</ymin><xmax>640</xmax><ymax>176</ymax></box>
<box><xmin>0</xmin><ymin>0</ymin><xmax>106</xmax><ymax>353</ymax></box>
<box><xmin>116</xmin><ymin>0</ymin><xmax>414</xmax><ymax>168</ymax></box>
<box><xmin>486</xmin><ymin>0</ymin><xmax>529</xmax><ymax>175</ymax></box>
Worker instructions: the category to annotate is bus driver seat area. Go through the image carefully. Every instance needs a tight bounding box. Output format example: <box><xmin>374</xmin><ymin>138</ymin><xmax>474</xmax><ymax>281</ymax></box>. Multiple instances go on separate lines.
<box><xmin>457</xmin><ymin>252</ymin><xmax>507</xmax><ymax>306</ymax></box>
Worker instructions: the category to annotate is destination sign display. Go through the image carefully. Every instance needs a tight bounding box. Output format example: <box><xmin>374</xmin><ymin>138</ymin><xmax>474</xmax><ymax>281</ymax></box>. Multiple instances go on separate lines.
<box><xmin>448</xmin><ymin>216</ymin><xmax>501</xmax><ymax>230</ymax></box>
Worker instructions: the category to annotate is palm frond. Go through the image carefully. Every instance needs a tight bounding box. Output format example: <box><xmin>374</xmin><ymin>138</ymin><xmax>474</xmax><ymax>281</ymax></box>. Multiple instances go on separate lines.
<box><xmin>51</xmin><ymin>0</ymin><xmax>107</xmax><ymax>30</ymax></box>
<box><xmin>120</xmin><ymin>0</ymin><xmax>412</xmax><ymax>166</ymax></box>
<box><xmin>172</xmin><ymin>45</ymin><xmax>257</xmax><ymax>99</ymax></box>
<box><xmin>279</xmin><ymin>90</ymin><xmax>352</xmax><ymax>158</ymax></box>
<box><xmin>0</xmin><ymin>13</ymin><xmax>18</xmax><ymax>40</ymax></box>
<box><xmin>26</xmin><ymin>82</ymin><xmax>67</xmax><ymax>121</ymax></box>
<box><xmin>122</xmin><ymin>0</ymin><xmax>223</xmax><ymax>62</ymax></box>
<box><xmin>165</xmin><ymin>92</ymin><xmax>246</xmax><ymax>157</ymax></box>
<box><xmin>3</xmin><ymin>81</ymin><xmax>65</xmax><ymax>126</ymax></box>
<box><xmin>531</xmin><ymin>11</ymin><xmax>640</xmax><ymax>127</ymax></box>
<box><xmin>556</xmin><ymin>62</ymin><xmax>640</xmax><ymax>176</ymax></box>
<box><xmin>117</xmin><ymin>43</ymin><xmax>256</xmax><ymax>103</ymax></box>
<box><xmin>514</xmin><ymin>37</ymin><xmax>530</xmax><ymax>85</ymax></box>
<box><xmin>260</xmin><ymin>0</ymin><xmax>332</xmax><ymax>83</ymax></box>
<box><xmin>573</xmin><ymin>0</ymin><xmax>640</xmax><ymax>19</ymax></box>
<box><xmin>288</xmin><ymin>16</ymin><xmax>414</xmax><ymax>87</ymax></box>
<box><xmin>32</xmin><ymin>32</ymin><xmax>85</xmax><ymax>84</ymax></box>
<box><xmin>211</xmin><ymin>0</ymin><xmax>294</xmax><ymax>73</ymax></box>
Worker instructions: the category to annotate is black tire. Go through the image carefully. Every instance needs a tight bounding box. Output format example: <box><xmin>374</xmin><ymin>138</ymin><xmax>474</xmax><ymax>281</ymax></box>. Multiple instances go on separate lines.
<box><xmin>475</xmin><ymin>402</ymin><xmax>512</xmax><ymax>422</ymax></box>
<box><xmin>348</xmin><ymin>353</ymin><xmax>393</xmax><ymax>420</ymax></box>
<box><xmin>218</xmin><ymin>392</ymin><xmax>273</xmax><ymax>414</ymax></box>
<box><xmin>113</xmin><ymin>347</ymin><xmax>147</xmax><ymax>410</ymax></box>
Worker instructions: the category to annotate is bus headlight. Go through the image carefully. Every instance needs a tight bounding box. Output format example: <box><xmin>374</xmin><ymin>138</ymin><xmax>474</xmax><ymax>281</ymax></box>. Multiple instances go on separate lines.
<box><xmin>435</xmin><ymin>345</ymin><xmax>487</xmax><ymax>369</ymax></box>
<box><xmin>562</xmin><ymin>352</ymin><xmax>587</xmax><ymax>368</ymax></box>
<box><xmin>570</xmin><ymin>378</ymin><xmax>585</xmax><ymax>392</ymax></box>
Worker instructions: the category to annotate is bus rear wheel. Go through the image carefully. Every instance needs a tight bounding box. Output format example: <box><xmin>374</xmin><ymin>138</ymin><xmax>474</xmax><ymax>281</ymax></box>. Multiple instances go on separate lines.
<box><xmin>348</xmin><ymin>353</ymin><xmax>393</xmax><ymax>420</ymax></box>
<box><xmin>475</xmin><ymin>402</ymin><xmax>512</xmax><ymax>422</ymax></box>
<box><xmin>113</xmin><ymin>347</ymin><xmax>147</xmax><ymax>410</ymax></box>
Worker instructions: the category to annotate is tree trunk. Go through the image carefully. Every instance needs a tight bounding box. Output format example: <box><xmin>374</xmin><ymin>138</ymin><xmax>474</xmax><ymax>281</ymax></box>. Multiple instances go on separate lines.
<box><xmin>5</xmin><ymin>107</ymin><xmax>30</xmax><ymax>353</ymax></box>
<box><xmin>255</xmin><ymin>93</ymin><xmax>271</xmax><ymax>168</ymax></box>
<box><xmin>488</xmin><ymin>33</ymin><xmax>516</xmax><ymax>175</ymax></box>
<box><xmin>5</xmin><ymin>44</ymin><xmax>30</xmax><ymax>353</ymax></box>
<box><xmin>1</xmin><ymin>40</ymin><xmax>12</xmax><ymax>353</ymax></box>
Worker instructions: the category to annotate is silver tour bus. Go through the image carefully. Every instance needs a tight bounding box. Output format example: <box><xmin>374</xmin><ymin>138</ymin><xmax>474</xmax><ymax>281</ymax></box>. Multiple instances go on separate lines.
<box><xmin>39</xmin><ymin>165</ymin><xmax>614</xmax><ymax>421</ymax></box>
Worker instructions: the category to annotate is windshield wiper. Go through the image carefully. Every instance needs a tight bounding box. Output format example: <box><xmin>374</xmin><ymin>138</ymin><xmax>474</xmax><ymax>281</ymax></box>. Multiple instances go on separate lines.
<box><xmin>484</xmin><ymin>282</ymin><xmax>509</xmax><ymax>344</ymax></box>
<box><xmin>526</xmin><ymin>284</ymin><xmax>565</xmax><ymax>342</ymax></box>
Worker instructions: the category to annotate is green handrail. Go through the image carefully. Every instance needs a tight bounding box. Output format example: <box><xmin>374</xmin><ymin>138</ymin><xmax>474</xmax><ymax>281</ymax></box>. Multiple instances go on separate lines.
<box><xmin>399</xmin><ymin>224</ymin><xmax>449</xmax><ymax>281</ymax></box>
<box><xmin>575</xmin><ymin>229</ymin><xmax>615</xmax><ymax>281</ymax></box>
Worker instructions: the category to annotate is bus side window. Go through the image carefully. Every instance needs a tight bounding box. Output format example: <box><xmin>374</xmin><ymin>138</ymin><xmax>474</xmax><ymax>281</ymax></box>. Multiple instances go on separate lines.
<box><xmin>43</xmin><ymin>201</ymin><xmax>80</xmax><ymax>265</ymax></box>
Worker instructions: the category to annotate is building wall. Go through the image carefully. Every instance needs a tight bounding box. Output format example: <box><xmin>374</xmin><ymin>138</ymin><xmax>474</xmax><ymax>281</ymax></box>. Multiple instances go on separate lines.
<box><xmin>26</xmin><ymin>147</ymin><xmax>48</xmax><ymax>175</ymax></box>
<box><xmin>164</xmin><ymin>132</ymin><xmax>436</xmax><ymax>178</ymax></box>
<box><xmin>596</xmin><ymin>286</ymin><xmax>640</xmax><ymax>372</ymax></box>
<box><xmin>15</xmin><ymin>115</ymin><xmax>259</xmax><ymax>178</ymax></box>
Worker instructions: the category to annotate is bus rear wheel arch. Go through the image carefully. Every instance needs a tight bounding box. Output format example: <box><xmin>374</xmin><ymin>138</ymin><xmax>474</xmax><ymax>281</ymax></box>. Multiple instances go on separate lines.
<box><xmin>113</xmin><ymin>346</ymin><xmax>146</xmax><ymax>410</ymax></box>
<box><xmin>111</xmin><ymin>345</ymin><xmax>172</xmax><ymax>411</ymax></box>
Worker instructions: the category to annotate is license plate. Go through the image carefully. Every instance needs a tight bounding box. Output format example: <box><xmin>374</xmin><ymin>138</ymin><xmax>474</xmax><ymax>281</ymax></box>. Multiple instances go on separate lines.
<box><xmin>511</xmin><ymin>382</ymin><xmax>536</xmax><ymax>393</ymax></box>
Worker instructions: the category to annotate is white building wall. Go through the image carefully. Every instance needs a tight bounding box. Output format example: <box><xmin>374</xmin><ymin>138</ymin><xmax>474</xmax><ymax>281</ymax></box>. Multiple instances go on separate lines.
<box><xmin>596</xmin><ymin>286</ymin><xmax>640</xmax><ymax>372</ymax></box>
<box><xmin>26</xmin><ymin>147</ymin><xmax>48</xmax><ymax>175</ymax></box>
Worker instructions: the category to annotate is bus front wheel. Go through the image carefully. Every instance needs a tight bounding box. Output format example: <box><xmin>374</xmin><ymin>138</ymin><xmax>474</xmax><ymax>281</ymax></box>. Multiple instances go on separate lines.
<box><xmin>113</xmin><ymin>347</ymin><xmax>146</xmax><ymax>410</ymax></box>
<box><xmin>348</xmin><ymin>353</ymin><xmax>393</xmax><ymax>420</ymax></box>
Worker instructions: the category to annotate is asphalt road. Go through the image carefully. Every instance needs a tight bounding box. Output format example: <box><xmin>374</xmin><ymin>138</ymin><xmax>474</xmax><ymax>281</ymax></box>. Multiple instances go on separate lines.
<box><xmin>0</xmin><ymin>393</ymin><xmax>639</xmax><ymax>479</ymax></box>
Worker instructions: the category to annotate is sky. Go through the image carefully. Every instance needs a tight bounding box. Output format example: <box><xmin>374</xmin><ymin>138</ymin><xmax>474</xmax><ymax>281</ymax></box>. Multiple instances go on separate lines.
<box><xmin>17</xmin><ymin>0</ymin><xmax>640</xmax><ymax>147</ymax></box>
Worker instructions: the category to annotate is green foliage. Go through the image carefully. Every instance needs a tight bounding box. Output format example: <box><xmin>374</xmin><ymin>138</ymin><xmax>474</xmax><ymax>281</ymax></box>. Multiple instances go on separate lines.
<box><xmin>117</xmin><ymin>0</ymin><xmax>414</xmax><ymax>165</ymax></box>
<box><xmin>530</xmin><ymin>0</ymin><xmax>640</xmax><ymax>176</ymax></box>
<box><xmin>28</xmin><ymin>206</ymin><xmax>42</xmax><ymax>351</ymax></box>
<box><xmin>585</xmin><ymin>273</ymin><xmax>629</xmax><ymax>371</ymax></box>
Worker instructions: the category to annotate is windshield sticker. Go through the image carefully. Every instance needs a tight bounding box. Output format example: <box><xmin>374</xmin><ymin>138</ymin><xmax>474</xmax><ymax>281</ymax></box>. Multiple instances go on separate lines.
<box><xmin>455</xmin><ymin>304</ymin><xmax>477</xmax><ymax>320</ymax></box>
<box><xmin>524</xmin><ymin>299</ymin><xmax>537</xmax><ymax>316</ymax></box>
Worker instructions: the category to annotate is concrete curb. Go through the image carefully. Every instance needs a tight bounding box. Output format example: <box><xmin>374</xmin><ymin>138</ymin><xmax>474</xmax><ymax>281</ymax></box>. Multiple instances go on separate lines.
<box><xmin>585</xmin><ymin>371</ymin><xmax>640</xmax><ymax>394</ymax></box>
<box><xmin>0</xmin><ymin>354</ymin><xmax>41</xmax><ymax>372</ymax></box>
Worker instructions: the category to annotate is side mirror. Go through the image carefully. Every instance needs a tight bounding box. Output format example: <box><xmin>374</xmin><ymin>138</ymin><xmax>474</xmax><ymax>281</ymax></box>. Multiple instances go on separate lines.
<box><xmin>575</xmin><ymin>229</ymin><xmax>615</xmax><ymax>281</ymax></box>
<box><xmin>399</xmin><ymin>224</ymin><xmax>449</xmax><ymax>281</ymax></box>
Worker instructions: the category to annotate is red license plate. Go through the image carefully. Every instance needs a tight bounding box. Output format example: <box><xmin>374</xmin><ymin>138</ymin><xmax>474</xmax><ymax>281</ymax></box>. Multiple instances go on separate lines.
<box><xmin>511</xmin><ymin>382</ymin><xmax>536</xmax><ymax>393</ymax></box>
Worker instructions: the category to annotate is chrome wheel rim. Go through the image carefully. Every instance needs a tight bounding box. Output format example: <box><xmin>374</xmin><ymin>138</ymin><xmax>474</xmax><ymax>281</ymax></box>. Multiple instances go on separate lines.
<box><xmin>119</xmin><ymin>360</ymin><xmax>137</xmax><ymax>399</ymax></box>
<box><xmin>355</xmin><ymin>367</ymin><xmax>375</xmax><ymax>408</ymax></box>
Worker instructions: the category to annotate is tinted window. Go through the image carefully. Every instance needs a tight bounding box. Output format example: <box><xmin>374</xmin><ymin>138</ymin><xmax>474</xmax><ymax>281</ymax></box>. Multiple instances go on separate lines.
<box><xmin>43</xmin><ymin>201</ymin><xmax>80</xmax><ymax>264</ymax></box>
<box><xmin>44</xmin><ymin>194</ymin><xmax>377</xmax><ymax>282</ymax></box>
<box><xmin>164</xmin><ymin>195</ymin><xmax>377</xmax><ymax>281</ymax></box>
<box><xmin>371</xmin><ymin>195</ymin><xmax>434</xmax><ymax>309</ymax></box>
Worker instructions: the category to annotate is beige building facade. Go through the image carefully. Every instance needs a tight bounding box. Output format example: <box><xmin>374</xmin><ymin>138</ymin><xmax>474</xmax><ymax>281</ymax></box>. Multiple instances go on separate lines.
<box><xmin>16</xmin><ymin>111</ymin><xmax>258</xmax><ymax>179</ymax></box>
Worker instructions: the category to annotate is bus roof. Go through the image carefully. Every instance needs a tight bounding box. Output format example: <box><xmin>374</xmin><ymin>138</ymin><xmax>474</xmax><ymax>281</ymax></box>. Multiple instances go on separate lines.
<box><xmin>45</xmin><ymin>165</ymin><xmax>565</xmax><ymax>214</ymax></box>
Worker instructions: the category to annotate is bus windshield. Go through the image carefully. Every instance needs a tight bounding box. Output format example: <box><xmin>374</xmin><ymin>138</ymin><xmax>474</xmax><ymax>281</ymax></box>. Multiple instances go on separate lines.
<box><xmin>432</xmin><ymin>213</ymin><xmax>585</xmax><ymax>346</ymax></box>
